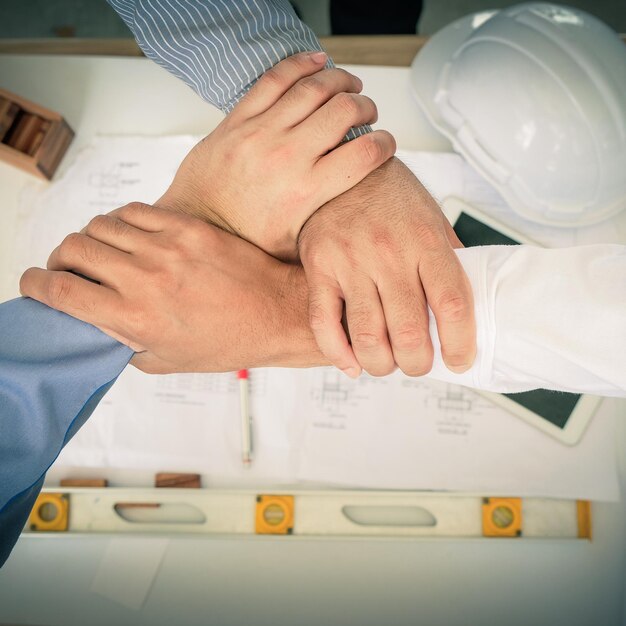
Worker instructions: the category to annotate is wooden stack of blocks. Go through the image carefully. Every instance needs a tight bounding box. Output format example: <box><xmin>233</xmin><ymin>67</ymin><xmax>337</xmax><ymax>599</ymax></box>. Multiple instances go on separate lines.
<box><xmin>0</xmin><ymin>88</ymin><xmax>74</xmax><ymax>180</ymax></box>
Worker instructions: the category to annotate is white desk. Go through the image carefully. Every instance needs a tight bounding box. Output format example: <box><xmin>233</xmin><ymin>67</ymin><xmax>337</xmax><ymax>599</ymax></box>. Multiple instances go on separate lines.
<box><xmin>0</xmin><ymin>54</ymin><xmax>625</xmax><ymax>626</ymax></box>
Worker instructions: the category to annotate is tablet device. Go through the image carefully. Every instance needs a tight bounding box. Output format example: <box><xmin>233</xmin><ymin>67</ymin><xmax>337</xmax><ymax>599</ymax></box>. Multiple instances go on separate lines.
<box><xmin>442</xmin><ymin>197</ymin><xmax>601</xmax><ymax>445</ymax></box>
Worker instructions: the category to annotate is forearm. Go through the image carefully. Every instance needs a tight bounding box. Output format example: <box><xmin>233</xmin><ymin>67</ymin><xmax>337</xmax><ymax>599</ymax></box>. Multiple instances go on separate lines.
<box><xmin>284</xmin><ymin>245</ymin><xmax>625</xmax><ymax>396</ymax></box>
<box><xmin>262</xmin><ymin>265</ymin><xmax>327</xmax><ymax>368</ymax></box>
<box><xmin>109</xmin><ymin>0</ymin><xmax>318</xmax><ymax>111</ymax></box>
<box><xmin>0</xmin><ymin>298</ymin><xmax>132</xmax><ymax>567</ymax></box>
<box><xmin>108</xmin><ymin>0</ymin><xmax>369</xmax><ymax>136</ymax></box>
<box><xmin>422</xmin><ymin>245</ymin><xmax>625</xmax><ymax>396</ymax></box>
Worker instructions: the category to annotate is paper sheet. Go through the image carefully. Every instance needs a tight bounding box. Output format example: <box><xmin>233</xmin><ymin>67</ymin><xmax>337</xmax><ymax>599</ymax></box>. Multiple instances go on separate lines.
<box><xmin>12</xmin><ymin>136</ymin><xmax>623</xmax><ymax>500</ymax></box>
<box><xmin>55</xmin><ymin>366</ymin><xmax>304</xmax><ymax>485</ymax></box>
<box><xmin>294</xmin><ymin>369</ymin><xmax>621</xmax><ymax>500</ymax></box>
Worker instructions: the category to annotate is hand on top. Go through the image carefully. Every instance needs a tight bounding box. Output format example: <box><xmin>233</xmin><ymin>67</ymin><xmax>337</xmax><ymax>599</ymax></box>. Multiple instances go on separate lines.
<box><xmin>157</xmin><ymin>50</ymin><xmax>476</xmax><ymax>377</ymax></box>
<box><xmin>299</xmin><ymin>157</ymin><xmax>476</xmax><ymax>378</ymax></box>
<box><xmin>20</xmin><ymin>204</ymin><xmax>321</xmax><ymax>373</ymax></box>
<box><xmin>157</xmin><ymin>51</ymin><xmax>396</xmax><ymax>260</ymax></box>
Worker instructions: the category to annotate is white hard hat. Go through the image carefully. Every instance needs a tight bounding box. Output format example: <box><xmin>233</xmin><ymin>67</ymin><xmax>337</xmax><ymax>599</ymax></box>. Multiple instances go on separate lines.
<box><xmin>410</xmin><ymin>3</ymin><xmax>626</xmax><ymax>227</ymax></box>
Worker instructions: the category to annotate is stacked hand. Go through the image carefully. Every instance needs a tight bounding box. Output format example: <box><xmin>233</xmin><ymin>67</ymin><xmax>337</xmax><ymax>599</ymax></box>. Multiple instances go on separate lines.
<box><xmin>156</xmin><ymin>51</ymin><xmax>395</xmax><ymax>260</ymax></box>
<box><xmin>21</xmin><ymin>204</ymin><xmax>319</xmax><ymax>373</ymax></box>
<box><xmin>21</xmin><ymin>52</ymin><xmax>476</xmax><ymax>378</ymax></box>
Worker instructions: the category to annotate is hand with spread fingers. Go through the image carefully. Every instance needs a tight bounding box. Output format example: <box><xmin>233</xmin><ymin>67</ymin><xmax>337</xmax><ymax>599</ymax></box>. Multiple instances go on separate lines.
<box><xmin>157</xmin><ymin>51</ymin><xmax>395</xmax><ymax>260</ymax></box>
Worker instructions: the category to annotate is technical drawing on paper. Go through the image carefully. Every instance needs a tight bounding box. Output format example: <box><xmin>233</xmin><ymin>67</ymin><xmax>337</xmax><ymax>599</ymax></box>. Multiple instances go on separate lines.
<box><xmin>87</xmin><ymin>160</ymin><xmax>143</xmax><ymax>200</ymax></box>
<box><xmin>307</xmin><ymin>367</ymin><xmax>504</xmax><ymax>439</ymax></box>
<box><xmin>153</xmin><ymin>370</ymin><xmax>269</xmax><ymax>406</ymax></box>
<box><xmin>88</xmin><ymin>166</ymin><xmax>123</xmax><ymax>198</ymax></box>
<box><xmin>308</xmin><ymin>369</ymin><xmax>396</xmax><ymax>430</ymax></box>
<box><xmin>310</xmin><ymin>369</ymin><xmax>352</xmax><ymax>417</ymax></box>
<box><xmin>426</xmin><ymin>383</ymin><xmax>502</xmax><ymax>438</ymax></box>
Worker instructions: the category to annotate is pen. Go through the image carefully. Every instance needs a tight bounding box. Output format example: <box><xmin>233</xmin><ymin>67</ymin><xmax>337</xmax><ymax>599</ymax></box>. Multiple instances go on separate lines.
<box><xmin>237</xmin><ymin>369</ymin><xmax>253</xmax><ymax>466</ymax></box>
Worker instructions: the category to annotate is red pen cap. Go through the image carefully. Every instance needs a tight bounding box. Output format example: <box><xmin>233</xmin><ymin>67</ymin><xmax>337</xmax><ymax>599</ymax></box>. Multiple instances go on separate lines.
<box><xmin>237</xmin><ymin>369</ymin><xmax>248</xmax><ymax>380</ymax></box>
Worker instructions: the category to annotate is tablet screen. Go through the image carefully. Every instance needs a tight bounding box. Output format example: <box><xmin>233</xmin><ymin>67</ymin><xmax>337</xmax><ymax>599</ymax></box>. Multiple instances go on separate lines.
<box><xmin>452</xmin><ymin>211</ymin><xmax>582</xmax><ymax>430</ymax></box>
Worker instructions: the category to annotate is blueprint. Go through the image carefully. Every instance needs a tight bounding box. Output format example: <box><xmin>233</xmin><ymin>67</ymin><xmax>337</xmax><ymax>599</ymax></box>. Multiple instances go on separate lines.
<box><xmin>295</xmin><ymin>368</ymin><xmax>621</xmax><ymax>499</ymax></box>
<box><xmin>12</xmin><ymin>136</ymin><xmax>622</xmax><ymax>500</ymax></box>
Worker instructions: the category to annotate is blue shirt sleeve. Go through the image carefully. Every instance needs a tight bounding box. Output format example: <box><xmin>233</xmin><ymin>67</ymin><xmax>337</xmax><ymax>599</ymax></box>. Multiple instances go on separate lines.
<box><xmin>107</xmin><ymin>0</ymin><xmax>371</xmax><ymax>136</ymax></box>
<box><xmin>1</xmin><ymin>0</ymin><xmax>369</xmax><ymax>568</ymax></box>
<box><xmin>0</xmin><ymin>298</ymin><xmax>132</xmax><ymax>567</ymax></box>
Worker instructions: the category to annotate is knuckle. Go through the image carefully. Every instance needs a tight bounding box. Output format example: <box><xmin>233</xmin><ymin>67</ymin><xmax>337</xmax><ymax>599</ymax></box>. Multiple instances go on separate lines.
<box><xmin>368</xmin><ymin>226</ymin><xmax>395</xmax><ymax>257</ymax></box>
<box><xmin>361</xmin><ymin>133</ymin><xmax>385</xmax><ymax>164</ymax></box>
<box><xmin>272</xmin><ymin>141</ymin><xmax>297</xmax><ymax>166</ymax></box>
<box><xmin>299</xmin><ymin>75</ymin><xmax>326</xmax><ymax>98</ymax></box>
<box><xmin>108</xmin><ymin>217</ymin><xmax>129</xmax><ymax>238</ymax></box>
<box><xmin>332</xmin><ymin>68</ymin><xmax>361</xmax><ymax>91</ymax></box>
<box><xmin>301</xmin><ymin>236</ymin><xmax>332</xmax><ymax>270</ymax></box>
<box><xmin>85</xmin><ymin>214</ymin><xmax>108</xmax><ymax>236</ymax></box>
<box><xmin>351</xmin><ymin>330</ymin><xmax>386</xmax><ymax>352</ymax></box>
<box><xmin>118</xmin><ymin>201</ymin><xmax>152</xmax><ymax>221</ymax></box>
<box><xmin>412</xmin><ymin>221</ymin><xmax>444</xmax><ymax>250</ymax></box>
<box><xmin>59</xmin><ymin>232</ymin><xmax>84</xmax><ymax>260</ymax></box>
<box><xmin>436</xmin><ymin>290</ymin><xmax>472</xmax><ymax>323</ymax></box>
<box><xmin>146</xmin><ymin>264</ymin><xmax>174</xmax><ymax>292</ymax></box>
<box><xmin>334</xmin><ymin>92</ymin><xmax>358</xmax><ymax>117</ymax></box>
<box><xmin>260</xmin><ymin>66</ymin><xmax>283</xmax><ymax>88</ymax></box>
<box><xmin>47</xmin><ymin>273</ymin><xmax>73</xmax><ymax>308</ymax></box>
<box><xmin>67</xmin><ymin>234</ymin><xmax>105</xmax><ymax>265</ymax></box>
<box><xmin>392</xmin><ymin>325</ymin><xmax>429</xmax><ymax>353</ymax></box>
<box><xmin>88</xmin><ymin>214</ymin><xmax>128</xmax><ymax>239</ymax></box>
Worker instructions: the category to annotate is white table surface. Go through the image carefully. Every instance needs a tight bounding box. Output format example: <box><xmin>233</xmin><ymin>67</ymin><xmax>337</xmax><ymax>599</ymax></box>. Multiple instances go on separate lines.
<box><xmin>0</xmin><ymin>54</ymin><xmax>625</xmax><ymax>626</ymax></box>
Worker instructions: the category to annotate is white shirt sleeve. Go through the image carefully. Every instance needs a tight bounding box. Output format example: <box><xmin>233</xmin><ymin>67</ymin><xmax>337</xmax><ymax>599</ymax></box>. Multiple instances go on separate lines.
<box><xmin>426</xmin><ymin>244</ymin><xmax>626</xmax><ymax>397</ymax></box>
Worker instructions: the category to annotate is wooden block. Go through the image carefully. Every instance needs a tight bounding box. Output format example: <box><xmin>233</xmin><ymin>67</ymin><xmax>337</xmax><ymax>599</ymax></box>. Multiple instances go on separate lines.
<box><xmin>0</xmin><ymin>88</ymin><xmax>62</xmax><ymax>121</ymax></box>
<box><xmin>38</xmin><ymin>119</ymin><xmax>74</xmax><ymax>179</ymax></box>
<box><xmin>60</xmin><ymin>478</ymin><xmax>109</xmax><ymax>488</ymax></box>
<box><xmin>155</xmin><ymin>473</ymin><xmax>202</xmax><ymax>488</ymax></box>
<box><xmin>0</xmin><ymin>88</ymin><xmax>73</xmax><ymax>179</ymax></box>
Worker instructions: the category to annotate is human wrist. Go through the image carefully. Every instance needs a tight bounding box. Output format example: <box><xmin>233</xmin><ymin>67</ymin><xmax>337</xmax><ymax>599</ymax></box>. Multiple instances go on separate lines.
<box><xmin>155</xmin><ymin>183</ymin><xmax>236</xmax><ymax>234</ymax></box>
<box><xmin>157</xmin><ymin>183</ymin><xmax>300</xmax><ymax>261</ymax></box>
<box><xmin>265</xmin><ymin>265</ymin><xmax>327</xmax><ymax>368</ymax></box>
<box><xmin>297</xmin><ymin>157</ymin><xmax>402</xmax><ymax>255</ymax></box>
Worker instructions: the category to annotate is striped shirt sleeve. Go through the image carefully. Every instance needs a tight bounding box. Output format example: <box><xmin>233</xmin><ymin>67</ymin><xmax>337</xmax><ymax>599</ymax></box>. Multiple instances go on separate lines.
<box><xmin>107</xmin><ymin>0</ymin><xmax>370</xmax><ymax>138</ymax></box>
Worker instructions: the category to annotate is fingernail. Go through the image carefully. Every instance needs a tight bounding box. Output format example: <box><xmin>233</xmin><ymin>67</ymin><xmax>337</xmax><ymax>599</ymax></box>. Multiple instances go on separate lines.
<box><xmin>342</xmin><ymin>367</ymin><xmax>361</xmax><ymax>379</ymax></box>
<box><xmin>309</xmin><ymin>51</ymin><xmax>327</xmax><ymax>63</ymax></box>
